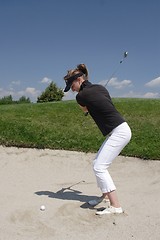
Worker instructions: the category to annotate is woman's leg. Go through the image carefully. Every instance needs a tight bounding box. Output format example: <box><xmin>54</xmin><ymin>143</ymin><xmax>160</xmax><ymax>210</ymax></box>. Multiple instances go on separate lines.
<box><xmin>93</xmin><ymin>122</ymin><xmax>131</xmax><ymax>208</ymax></box>
<box><xmin>103</xmin><ymin>191</ymin><xmax>120</xmax><ymax>208</ymax></box>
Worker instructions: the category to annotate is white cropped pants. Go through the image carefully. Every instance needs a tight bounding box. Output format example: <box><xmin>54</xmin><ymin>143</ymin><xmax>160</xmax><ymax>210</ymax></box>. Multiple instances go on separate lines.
<box><xmin>93</xmin><ymin>122</ymin><xmax>132</xmax><ymax>193</ymax></box>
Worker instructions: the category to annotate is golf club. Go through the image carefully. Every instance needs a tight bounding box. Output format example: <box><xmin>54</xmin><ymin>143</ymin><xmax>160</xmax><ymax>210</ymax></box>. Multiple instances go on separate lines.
<box><xmin>84</xmin><ymin>51</ymin><xmax>128</xmax><ymax>116</ymax></box>
<box><xmin>104</xmin><ymin>51</ymin><xmax>128</xmax><ymax>87</ymax></box>
<box><xmin>58</xmin><ymin>180</ymin><xmax>85</xmax><ymax>194</ymax></box>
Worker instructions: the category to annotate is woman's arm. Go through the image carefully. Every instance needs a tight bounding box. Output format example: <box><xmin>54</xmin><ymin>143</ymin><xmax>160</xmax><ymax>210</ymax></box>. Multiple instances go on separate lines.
<box><xmin>79</xmin><ymin>105</ymin><xmax>88</xmax><ymax>114</ymax></box>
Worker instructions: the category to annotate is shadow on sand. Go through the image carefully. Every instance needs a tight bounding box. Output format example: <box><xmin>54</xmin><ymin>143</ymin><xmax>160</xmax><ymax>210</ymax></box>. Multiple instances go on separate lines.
<box><xmin>35</xmin><ymin>185</ymin><xmax>98</xmax><ymax>209</ymax></box>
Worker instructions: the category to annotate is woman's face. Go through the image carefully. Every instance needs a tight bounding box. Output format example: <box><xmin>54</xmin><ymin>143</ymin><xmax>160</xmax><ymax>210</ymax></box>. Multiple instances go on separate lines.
<box><xmin>71</xmin><ymin>78</ymin><xmax>81</xmax><ymax>92</ymax></box>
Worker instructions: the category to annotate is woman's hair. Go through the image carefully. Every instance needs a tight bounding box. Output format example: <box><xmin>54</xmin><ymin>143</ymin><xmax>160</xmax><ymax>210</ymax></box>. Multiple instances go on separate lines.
<box><xmin>64</xmin><ymin>63</ymin><xmax>89</xmax><ymax>81</ymax></box>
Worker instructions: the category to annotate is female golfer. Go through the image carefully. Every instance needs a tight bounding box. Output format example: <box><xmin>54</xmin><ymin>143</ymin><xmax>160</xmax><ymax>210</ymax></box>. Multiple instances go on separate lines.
<box><xmin>63</xmin><ymin>64</ymin><xmax>132</xmax><ymax>215</ymax></box>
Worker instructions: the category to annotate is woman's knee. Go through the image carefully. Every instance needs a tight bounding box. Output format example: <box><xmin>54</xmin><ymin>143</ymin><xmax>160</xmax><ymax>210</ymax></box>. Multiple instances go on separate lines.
<box><xmin>93</xmin><ymin>159</ymin><xmax>105</xmax><ymax>173</ymax></box>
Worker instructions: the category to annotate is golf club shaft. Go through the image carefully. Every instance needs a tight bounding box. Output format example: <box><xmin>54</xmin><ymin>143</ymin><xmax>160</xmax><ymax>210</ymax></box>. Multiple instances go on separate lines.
<box><xmin>84</xmin><ymin>51</ymin><xmax>128</xmax><ymax>116</ymax></box>
<box><xmin>104</xmin><ymin>51</ymin><xmax>128</xmax><ymax>87</ymax></box>
<box><xmin>68</xmin><ymin>180</ymin><xmax>85</xmax><ymax>189</ymax></box>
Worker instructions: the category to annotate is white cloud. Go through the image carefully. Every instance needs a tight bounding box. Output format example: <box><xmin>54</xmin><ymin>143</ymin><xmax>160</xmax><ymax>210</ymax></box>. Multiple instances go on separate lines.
<box><xmin>99</xmin><ymin>77</ymin><xmax>132</xmax><ymax>89</ymax></box>
<box><xmin>143</xmin><ymin>92</ymin><xmax>160</xmax><ymax>98</ymax></box>
<box><xmin>0</xmin><ymin>88</ymin><xmax>15</xmax><ymax>98</ymax></box>
<box><xmin>11</xmin><ymin>80</ymin><xmax>21</xmax><ymax>85</ymax></box>
<box><xmin>62</xmin><ymin>91</ymin><xmax>76</xmax><ymax>101</ymax></box>
<box><xmin>108</xmin><ymin>78</ymin><xmax>132</xmax><ymax>89</ymax></box>
<box><xmin>121</xmin><ymin>91</ymin><xmax>160</xmax><ymax>99</ymax></box>
<box><xmin>18</xmin><ymin>87</ymin><xmax>41</xmax><ymax>101</ymax></box>
<box><xmin>41</xmin><ymin>77</ymin><xmax>52</xmax><ymax>84</ymax></box>
<box><xmin>0</xmin><ymin>87</ymin><xmax>41</xmax><ymax>102</ymax></box>
<box><xmin>145</xmin><ymin>77</ymin><xmax>160</xmax><ymax>88</ymax></box>
<box><xmin>25</xmin><ymin>87</ymin><xmax>39</xmax><ymax>95</ymax></box>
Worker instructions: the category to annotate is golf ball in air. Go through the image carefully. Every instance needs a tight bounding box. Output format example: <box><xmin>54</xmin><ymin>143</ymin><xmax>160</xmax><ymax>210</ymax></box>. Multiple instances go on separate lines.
<box><xmin>40</xmin><ymin>205</ymin><xmax>45</xmax><ymax>211</ymax></box>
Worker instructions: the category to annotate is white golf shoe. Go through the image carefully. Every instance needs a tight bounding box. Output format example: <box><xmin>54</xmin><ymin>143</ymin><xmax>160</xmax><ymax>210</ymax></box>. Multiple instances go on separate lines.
<box><xmin>96</xmin><ymin>206</ymin><xmax>123</xmax><ymax>215</ymax></box>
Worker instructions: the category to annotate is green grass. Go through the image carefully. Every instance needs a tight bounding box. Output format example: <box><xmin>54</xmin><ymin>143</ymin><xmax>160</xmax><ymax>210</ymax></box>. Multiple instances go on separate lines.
<box><xmin>0</xmin><ymin>98</ymin><xmax>159</xmax><ymax>160</ymax></box>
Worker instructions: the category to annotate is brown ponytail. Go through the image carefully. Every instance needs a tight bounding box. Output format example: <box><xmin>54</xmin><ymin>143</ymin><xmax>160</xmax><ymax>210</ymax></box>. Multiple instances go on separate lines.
<box><xmin>64</xmin><ymin>63</ymin><xmax>89</xmax><ymax>81</ymax></box>
<box><xmin>76</xmin><ymin>64</ymin><xmax>89</xmax><ymax>80</ymax></box>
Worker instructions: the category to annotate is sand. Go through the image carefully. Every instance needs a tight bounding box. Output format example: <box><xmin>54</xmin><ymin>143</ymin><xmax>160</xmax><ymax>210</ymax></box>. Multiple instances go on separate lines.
<box><xmin>0</xmin><ymin>145</ymin><xmax>159</xmax><ymax>240</ymax></box>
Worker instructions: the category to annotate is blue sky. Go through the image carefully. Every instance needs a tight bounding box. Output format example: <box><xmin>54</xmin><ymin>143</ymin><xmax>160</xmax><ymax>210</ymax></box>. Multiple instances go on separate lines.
<box><xmin>0</xmin><ymin>0</ymin><xmax>160</xmax><ymax>102</ymax></box>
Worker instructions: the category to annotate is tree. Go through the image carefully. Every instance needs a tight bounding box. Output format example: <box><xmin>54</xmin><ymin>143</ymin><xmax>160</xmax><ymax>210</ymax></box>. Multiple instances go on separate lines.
<box><xmin>0</xmin><ymin>95</ymin><xmax>13</xmax><ymax>104</ymax></box>
<box><xmin>18</xmin><ymin>96</ymin><xmax>31</xmax><ymax>103</ymax></box>
<box><xmin>0</xmin><ymin>95</ymin><xmax>31</xmax><ymax>105</ymax></box>
<box><xmin>37</xmin><ymin>82</ymin><xmax>64</xmax><ymax>103</ymax></box>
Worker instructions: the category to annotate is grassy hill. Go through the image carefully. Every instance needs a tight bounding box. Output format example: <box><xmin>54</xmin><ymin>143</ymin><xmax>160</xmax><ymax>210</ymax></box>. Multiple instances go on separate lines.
<box><xmin>0</xmin><ymin>98</ymin><xmax>159</xmax><ymax>160</ymax></box>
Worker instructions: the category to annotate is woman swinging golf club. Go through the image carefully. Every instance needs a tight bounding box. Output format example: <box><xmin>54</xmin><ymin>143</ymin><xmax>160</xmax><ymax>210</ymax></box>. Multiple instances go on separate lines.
<box><xmin>63</xmin><ymin>64</ymin><xmax>132</xmax><ymax>215</ymax></box>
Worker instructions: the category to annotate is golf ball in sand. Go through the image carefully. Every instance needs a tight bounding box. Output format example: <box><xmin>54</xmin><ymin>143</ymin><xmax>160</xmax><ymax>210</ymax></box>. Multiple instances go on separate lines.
<box><xmin>40</xmin><ymin>205</ymin><xmax>45</xmax><ymax>211</ymax></box>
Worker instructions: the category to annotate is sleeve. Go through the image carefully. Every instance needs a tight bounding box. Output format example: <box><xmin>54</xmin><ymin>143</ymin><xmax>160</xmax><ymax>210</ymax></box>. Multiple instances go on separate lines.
<box><xmin>76</xmin><ymin>93</ymin><xmax>86</xmax><ymax>107</ymax></box>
